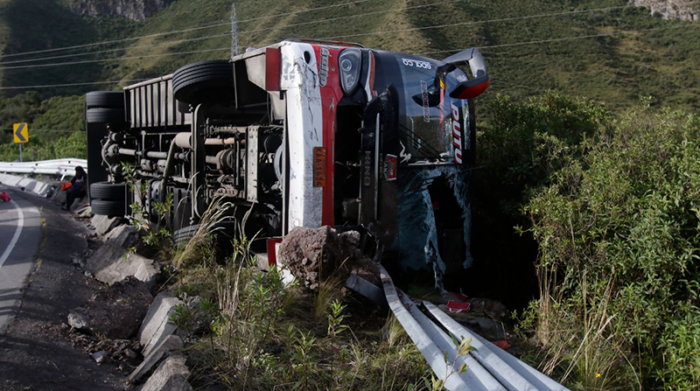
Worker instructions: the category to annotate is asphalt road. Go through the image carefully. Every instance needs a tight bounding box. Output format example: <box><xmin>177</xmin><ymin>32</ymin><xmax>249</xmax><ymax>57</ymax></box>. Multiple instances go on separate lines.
<box><xmin>0</xmin><ymin>186</ymin><xmax>42</xmax><ymax>335</ymax></box>
<box><xmin>0</xmin><ymin>186</ymin><xmax>125</xmax><ymax>390</ymax></box>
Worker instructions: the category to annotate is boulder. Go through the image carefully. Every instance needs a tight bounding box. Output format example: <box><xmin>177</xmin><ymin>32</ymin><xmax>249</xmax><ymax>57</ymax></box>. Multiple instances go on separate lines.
<box><xmin>105</xmin><ymin>225</ymin><xmax>140</xmax><ymax>248</ymax></box>
<box><xmin>278</xmin><ymin>227</ymin><xmax>361</xmax><ymax>290</ymax></box>
<box><xmin>128</xmin><ymin>335</ymin><xmax>183</xmax><ymax>384</ymax></box>
<box><xmin>139</xmin><ymin>354</ymin><xmax>192</xmax><ymax>391</ymax></box>
<box><xmin>92</xmin><ymin>214</ymin><xmax>122</xmax><ymax>235</ymax></box>
<box><xmin>85</xmin><ymin>242</ymin><xmax>159</xmax><ymax>288</ymax></box>
<box><xmin>138</xmin><ymin>293</ymin><xmax>182</xmax><ymax>358</ymax></box>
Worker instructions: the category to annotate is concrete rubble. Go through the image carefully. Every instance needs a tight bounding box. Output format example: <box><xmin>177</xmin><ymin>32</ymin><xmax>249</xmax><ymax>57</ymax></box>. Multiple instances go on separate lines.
<box><xmin>139</xmin><ymin>354</ymin><xmax>192</xmax><ymax>391</ymax></box>
<box><xmin>92</xmin><ymin>214</ymin><xmax>122</xmax><ymax>236</ymax></box>
<box><xmin>85</xmin><ymin>241</ymin><xmax>159</xmax><ymax>288</ymax></box>
<box><xmin>128</xmin><ymin>335</ymin><xmax>184</xmax><ymax>384</ymax></box>
<box><xmin>137</xmin><ymin>293</ymin><xmax>182</xmax><ymax>358</ymax></box>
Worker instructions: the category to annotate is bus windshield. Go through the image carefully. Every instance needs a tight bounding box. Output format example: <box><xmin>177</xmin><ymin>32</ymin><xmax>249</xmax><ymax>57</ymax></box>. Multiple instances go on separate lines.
<box><xmin>393</xmin><ymin>55</ymin><xmax>469</xmax><ymax>164</ymax></box>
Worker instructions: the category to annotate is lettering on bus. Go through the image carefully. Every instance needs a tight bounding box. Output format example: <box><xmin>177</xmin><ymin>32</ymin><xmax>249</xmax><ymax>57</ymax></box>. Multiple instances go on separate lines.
<box><xmin>363</xmin><ymin>151</ymin><xmax>372</xmax><ymax>187</ymax></box>
<box><xmin>451</xmin><ymin>103</ymin><xmax>463</xmax><ymax>164</ymax></box>
<box><xmin>320</xmin><ymin>47</ymin><xmax>330</xmax><ymax>87</ymax></box>
<box><xmin>313</xmin><ymin>147</ymin><xmax>327</xmax><ymax>187</ymax></box>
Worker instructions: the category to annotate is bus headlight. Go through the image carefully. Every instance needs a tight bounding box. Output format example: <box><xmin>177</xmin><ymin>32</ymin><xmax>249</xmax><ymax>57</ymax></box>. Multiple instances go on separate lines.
<box><xmin>338</xmin><ymin>49</ymin><xmax>361</xmax><ymax>95</ymax></box>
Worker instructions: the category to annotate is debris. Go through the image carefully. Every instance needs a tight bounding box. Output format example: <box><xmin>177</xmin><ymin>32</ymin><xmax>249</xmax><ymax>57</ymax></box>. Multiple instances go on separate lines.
<box><xmin>91</xmin><ymin>214</ymin><xmax>122</xmax><ymax>236</ymax></box>
<box><xmin>84</xmin><ymin>242</ymin><xmax>159</xmax><ymax>288</ymax></box>
<box><xmin>91</xmin><ymin>351</ymin><xmax>108</xmax><ymax>364</ymax></box>
<box><xmin>278</xmin><ymin>227</ymin><xmax>361</xmax><ymax>291</ymax></box>
<box><xmin>467</xmin><ymin>297</ymin><xmax>508</xmax><ymax>320</ymax></box>
<box><xmin>67</xmin><ymin>277</ymin><xmax>153</xmax><ymax>339</ymax></box>
<box><xmin>128</xmin><ymin>335</ymin><xmax>184</xmax><ymax>384</ymax></box>
<box><xmin>137</xmin><ymin>292</ymin><xmax>182</xmax><ymax>358</ymax></box>
<box><xmin>493</xmin><ymin>340</ymin><xmax>511</xmax><ymax>350</ymax></box>
<box><xmin>140</xmin><ymin>354</ymin><xmax>192</xmax><ymax>391</ymax></box>
<box><xmin>67</xmin><ymin>311</ymin><xmax>90</xmax><ymax>331</ymax></box>
<box><xmin>446</xmin><ymin>300</ymin><xmax>471</xmax><ymax>313</ymax></box>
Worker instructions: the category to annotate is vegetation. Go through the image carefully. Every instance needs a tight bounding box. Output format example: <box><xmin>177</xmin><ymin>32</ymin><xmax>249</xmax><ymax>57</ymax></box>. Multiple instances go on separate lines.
<box><xmin>0</xmin><ymin>92</ymin><xmax>85</xmax><ymax>161</ymax></box>
<box><xmin>475</xmin><ymin>92</ymin><xmax>700</xmax><ymax>389</ymax></box>
<box><xmin>166</xmin><ymin>226</ymin><xmax>432</xmax><ymax>390</ymax></box>
<box><xmin>1</xmin><ymin>1</ymin><xmax>699</xmax><ymax>388</ymax></box>
<box><xmin>1</xmin><ymin>0</ymin><xmax>699</xmax><ymax>159</ymax></box>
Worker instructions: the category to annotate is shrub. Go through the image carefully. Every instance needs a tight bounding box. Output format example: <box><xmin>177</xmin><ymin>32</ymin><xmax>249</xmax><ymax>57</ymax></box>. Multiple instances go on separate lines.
<box><xmin>522</xmin><ymin>98</ymin><xmax>700</xmax><ymax>389</ymax></box>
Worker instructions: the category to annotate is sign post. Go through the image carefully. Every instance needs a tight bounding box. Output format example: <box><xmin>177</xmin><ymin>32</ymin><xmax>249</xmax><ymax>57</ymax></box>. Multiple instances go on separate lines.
<box><xmin>13</xmin><ymin>123</ymin><xmax>28</xmax><ymax>162</ymax></box>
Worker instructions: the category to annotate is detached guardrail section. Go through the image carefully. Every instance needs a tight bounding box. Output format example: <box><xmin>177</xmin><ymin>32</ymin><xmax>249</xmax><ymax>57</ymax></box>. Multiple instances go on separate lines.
<box><xmin>379</xmin><ymin>265</ymin><xmax>570</xmax><ymax>391</ymax></box>
<box><xmin>0</xmin><ymin>158</ymin><xmax>87</xmax><ymax>178</ymax></box>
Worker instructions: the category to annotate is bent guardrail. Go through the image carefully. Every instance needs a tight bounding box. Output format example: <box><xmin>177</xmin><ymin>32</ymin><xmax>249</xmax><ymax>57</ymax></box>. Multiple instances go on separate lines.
<box><xmin>0</xmin><ymin>159</ymin><xmax>87</xmax><ymax>178</ymax></box>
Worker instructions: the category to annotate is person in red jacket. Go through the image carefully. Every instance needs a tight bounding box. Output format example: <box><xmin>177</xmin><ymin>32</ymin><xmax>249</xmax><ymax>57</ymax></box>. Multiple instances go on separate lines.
<box><xmin>62</xmin><ymin>166</ymin><xmax>86</xmax><ymax>211</ymax></box>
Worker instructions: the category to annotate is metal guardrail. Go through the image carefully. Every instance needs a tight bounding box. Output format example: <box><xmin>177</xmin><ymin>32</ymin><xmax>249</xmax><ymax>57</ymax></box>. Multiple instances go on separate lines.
<box><xmin>378</xmin><ymin>264</ymin><xmax>570</xmax><ymax>391</ymax></box>
<box><xmin>0</xmin><ymin>159</ymin><xmax>87</xmax><ymax>178</ymax></box>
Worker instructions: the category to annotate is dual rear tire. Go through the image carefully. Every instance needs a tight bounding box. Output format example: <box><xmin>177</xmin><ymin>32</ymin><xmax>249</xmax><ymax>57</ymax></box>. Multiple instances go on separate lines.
<box><xmin>90</xmin><ymin>182</ymin><xmax>127</xmax><ymax>217</ymax></box>
<box><xmin>85</xmin><ymin>91</ymin><xmax>125</xmax><ymax>125</ymax></box>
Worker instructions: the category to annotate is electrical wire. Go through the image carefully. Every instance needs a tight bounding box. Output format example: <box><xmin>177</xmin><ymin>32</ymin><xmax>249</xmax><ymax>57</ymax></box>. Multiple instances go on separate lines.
<box><xmin>0</xmin><ymin>33</ymin><xmax>231</xmax><ymax>66</ymax></box>
<box><xmin>0</xmin><ymin>0</ymin><xmax>370</xmax><ymax>60</ymax></box>
<box><xmin>1</xmin><ymin>4</ymin><xmax>641</xmax><ymax>72</ymax></box>
<box><xmin>1</xmin><ymin>0</ymin><xmax>456</xmax><ymax>66</ymax></box>
<box><xmin>322</xmin><ymin>5</ymin><xmax>633</xmax><ymax>40</ymax></box>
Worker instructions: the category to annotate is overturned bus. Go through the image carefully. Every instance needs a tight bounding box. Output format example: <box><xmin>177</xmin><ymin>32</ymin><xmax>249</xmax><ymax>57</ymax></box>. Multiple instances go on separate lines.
<box><xmin>85</xmin><ymin>39</ymin><xmax>489</xmax><ymax>290</ymax></box>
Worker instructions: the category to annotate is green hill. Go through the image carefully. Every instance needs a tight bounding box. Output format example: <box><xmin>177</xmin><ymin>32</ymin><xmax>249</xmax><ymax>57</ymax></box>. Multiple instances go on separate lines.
<box><xmin>0</xmin><ymin>0</ymin><xmax>698</xmax><ymax>161</ymax></box>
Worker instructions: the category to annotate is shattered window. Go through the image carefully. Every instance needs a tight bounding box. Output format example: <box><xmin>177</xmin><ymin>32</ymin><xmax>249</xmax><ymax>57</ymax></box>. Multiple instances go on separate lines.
<box><xmin>393</xmin><ymin>56</ymin><xmax>468</xmax><ymax>164</ymax></box>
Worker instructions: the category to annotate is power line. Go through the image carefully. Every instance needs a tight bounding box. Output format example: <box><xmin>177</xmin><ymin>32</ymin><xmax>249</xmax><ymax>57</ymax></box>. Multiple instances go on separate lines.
<box><xmin>422</xmin><ymin>23</ymin><xmax>697</xmax><ymax>55</ymax></box>
<box><xmin>1</xmin><ymin>5</ymin><xmax>697</xmax><ymax>89</ymax></box>
<box><xmin>247</xmin><ymin>0</ymin><xmax>467</xmax><ymax>35</ymax></box>
<box><xmin>1</xmin><ymin>4</ymin><xmax>638</xmax><ymax>72</ymax></box>
<box><xmin>1</xmin><ymin>0</ymin><xmax>448</xmax><ymax>67</ymax></box>
<box><xmin>0</xmin><ymin>78</ymin><xmax>148</xmax><ymax>90</ymax></box>
<box><xmin>323</xmin><ymin>5</ymin><xmax>633</xmax><ymax>40</ymax></box>
<box><xmin>2</xmin><ymin>21</ymin><xmax>690</xmax><ymax>91</ymax></box>
<box><xmin>0</xmin><ymin>33</ymin><xmax>231</xmax><ymax>66</ymax></box>
<box><xmin>1</xmin><ymin>47</ymin><xmax>229</xmax><ymax>71</ymax></box>
<box><xmin>0</xmin><ymin>0</ymin><xmax>369</xmax><ymax>61</ymax></box>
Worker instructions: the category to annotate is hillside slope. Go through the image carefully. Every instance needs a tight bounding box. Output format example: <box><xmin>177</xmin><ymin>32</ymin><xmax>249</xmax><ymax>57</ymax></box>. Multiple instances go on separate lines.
<box><xmin>1</xmin><ymin>0</ymin><xmax>698</xmax><ymax>108</ymax></box>
<box><xmin>0</xmin><ymin>0</ymin><xmax>698</xmax><ymax>162</ymax></box>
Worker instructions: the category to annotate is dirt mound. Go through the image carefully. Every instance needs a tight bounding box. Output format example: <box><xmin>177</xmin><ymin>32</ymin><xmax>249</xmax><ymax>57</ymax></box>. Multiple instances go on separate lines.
<box><xmin>278</xmin><ymin>227</ymin><xmax>361</xmax><ymax>290</ymax></box>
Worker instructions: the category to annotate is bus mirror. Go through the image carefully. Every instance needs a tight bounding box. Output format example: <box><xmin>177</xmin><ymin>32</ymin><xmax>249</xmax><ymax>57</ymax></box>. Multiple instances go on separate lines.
<box><xmin>441</xmin><ymin>48</ymin><xmax>489</xmax><ymax>99</ymax></box>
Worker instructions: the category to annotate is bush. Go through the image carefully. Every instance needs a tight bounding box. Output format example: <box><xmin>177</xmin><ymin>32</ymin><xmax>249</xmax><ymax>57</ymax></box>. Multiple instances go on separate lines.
<box><xmin>468</xmin><ymin>90</ymin><xmax>608</xmax><ymax>307</ymax></box>
<box><xmin>522</xmin><ymin>98</ymin><xmax>700</xmax><ymax>389</ymax></box>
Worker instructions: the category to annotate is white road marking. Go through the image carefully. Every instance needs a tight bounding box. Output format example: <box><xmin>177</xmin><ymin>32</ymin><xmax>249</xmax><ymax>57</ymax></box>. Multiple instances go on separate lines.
<box><xmin>0</xmin><ymin>199</ymin><xmax>25</xmax><ymax>269</ymax></box>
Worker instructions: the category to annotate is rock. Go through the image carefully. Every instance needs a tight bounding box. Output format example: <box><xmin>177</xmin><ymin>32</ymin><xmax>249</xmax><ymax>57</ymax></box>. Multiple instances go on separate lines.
<box><xmin>140</xmin><ymin>354</ymin><xmax>192</xmax><ymax>391</ymax></box>
<box><xmin>92</xmin><ymin>214</ymin><xmax>122</xmax><ymax>236</ymax></box>
<box><xmin>128</xmin><ymin>335</ymin><xmax>184</xmax><ymax>384</ymax></box>
<box><xmin>278</xmin><ymin>227</ymin><xmax>362</xmax><ymax>291</ymax></box>
<box><xmin>67</xmin><ymin>277</ymin><xmax>153</xmax><ymax>339</ymax></box>
<box><xmin>66</xmin><ymin>0</ymin><xmax>177</xmax><ymax>21</ymax></box>
<box><xmin>104</xmin><ymin>225</ymin><xmax>140</xmax><ymax>248</ymax></box>
<box><xmin>632</xmin><ymin>0</ymin><xmax>698</xmax><ymax>21</ymax></box>
<box><xmin>467</xmin><ymin>297</ymin><xmax>508</xmax><ymax>320</ymax></box>
<box><xmin>67</xmin><ymin>311</ymin><xmax>90</xmax><ymax>331</ymax></box>
<box><xmin>78</xmin><ymin>206</ymin><xmax>93</xmax><ymax>218</ymax></box>
<box><xmin>138</xmin><ymin>293</ymin><xmax>182</xmax><ymax>358</ymax></box>
<box><xmin>91</xmin><ymin>351</ymin><xmax>108</xmax><ymax>364</ymax></box>
<box><xmin>85</xmin><ymin>242</ymin><xmax>159</xmax><ymax>288</ymax></box>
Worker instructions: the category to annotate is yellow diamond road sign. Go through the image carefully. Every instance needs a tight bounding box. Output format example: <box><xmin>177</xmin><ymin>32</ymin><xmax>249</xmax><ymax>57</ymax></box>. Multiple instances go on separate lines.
<box><xmin>13</xmin><ymin>123</ymin><xmax>28</xmax><ymax>143</ymax></box>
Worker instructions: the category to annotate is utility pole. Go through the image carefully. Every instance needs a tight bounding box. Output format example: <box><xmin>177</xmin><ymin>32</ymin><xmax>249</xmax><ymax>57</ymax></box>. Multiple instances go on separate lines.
<box><xmin>231</xmin><ymin>3</ymin><xmax>239</xmax><ymax>59</ymax></box>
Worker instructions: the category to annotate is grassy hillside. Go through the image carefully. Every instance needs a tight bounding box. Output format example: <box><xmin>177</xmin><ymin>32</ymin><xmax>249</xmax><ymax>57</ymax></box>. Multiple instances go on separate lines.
<box><xmin>0</xmin><ymin>0</ymin><xmax>698</xmax><ymax>160</ymax></box>
<box><xmin>1</xmin><ymin>0</ymin><xmax>699</xmax><ymax>105</ymax></box>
